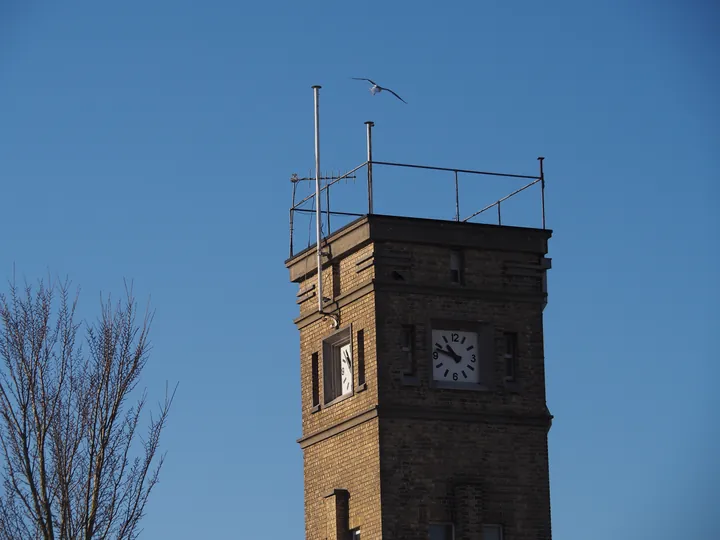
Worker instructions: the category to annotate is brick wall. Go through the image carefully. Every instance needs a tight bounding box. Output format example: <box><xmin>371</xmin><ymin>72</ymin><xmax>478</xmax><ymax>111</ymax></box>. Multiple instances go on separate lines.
<box><xmin>375</xmin><ymin>288</ymin><xmax>549</xmax><ymax>414</ymax></box>
<box><xmin>371</xmin><ymin>234</ymin><xmax>552</xmax><ymax>539</ymax></box>
<box><xmin>295</xmin><ymin>237</ymin><xmax>380</xmax><ymax>537</ymax></box>
<box><xmin>298</xmin><ymin>294</ymin><xmax>377</xmax><ymax>436</ymax></box>
<box><xmin>304</xmin><ymin>420</ymin><xmax>382</xmax><ymax>539</ymax></box>
<box><xmin>378</xmin><ymin>419</ymin><xmax>552</xmax><ymax>539</ymax></box>
<box><xmin>286</xmin><ymin>215</ymin><xmax>553</xmax><ymax>539</ymax></box>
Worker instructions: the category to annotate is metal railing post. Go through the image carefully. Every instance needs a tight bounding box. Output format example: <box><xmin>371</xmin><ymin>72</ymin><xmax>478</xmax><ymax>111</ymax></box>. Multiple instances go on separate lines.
<box><xmin>289</xmin><ymin>174</ymin><xmax>298</xmax><ymax>257</ymax></box>
<box><xmin>454</xmin><ymin>171</ymin><xmax>460</xmax><ymax>221</ymax></box>
<box><xmin>365</xmin><ymin>121</ymin><xmax>374</xmax><ymax>214</ymax></box>
<box><xmin>326</xmin><ymin>172</ymin><xmax>331</xmax><ymax>237</ymax></box>
<box><xmin>538</xmin><ymin>157</ymin><xmax>545</xmax><ymax>229</ymax></box>
<box><xmin>313</xmin><ymin>85</ymin><xmax>323</xmax><ymax>312</ymax></box>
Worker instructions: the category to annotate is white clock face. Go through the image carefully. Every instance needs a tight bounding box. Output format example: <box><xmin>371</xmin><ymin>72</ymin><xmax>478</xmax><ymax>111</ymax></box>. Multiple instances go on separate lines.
<box><xmin>431</xmin><ymin>329</ymin><xmax>480</xmax><ymax>383</ymax></box>
<box><xmin>339</xmin><ymin>343</ymin><xmax>353</xmax><ymax>395</ymax></box>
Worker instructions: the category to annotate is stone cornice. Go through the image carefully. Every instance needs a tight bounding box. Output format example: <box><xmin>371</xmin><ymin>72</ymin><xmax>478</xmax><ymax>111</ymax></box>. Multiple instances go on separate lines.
<box><xmin>297</xmin><ymin>404</ymin><xmax>552</xmax><ymax>449</ymax></box>
<box><xmin>293</xmin><ymin>282</ymin><xmax>375</xmax><ymax>329</ymax></box>
<box><xmin>373</xmin><ymin>279</ymin><xmax>547</xmax><ymax>304</ymax></box>
<box><xmin>298</xmin><ymin>406</ymin><xmax>379</xmax><ymax>449</ymax></box>
<box><xmin>292</xmin><ymin>279</ymin><xmax>546</xmax><ymax>329</ymax></box>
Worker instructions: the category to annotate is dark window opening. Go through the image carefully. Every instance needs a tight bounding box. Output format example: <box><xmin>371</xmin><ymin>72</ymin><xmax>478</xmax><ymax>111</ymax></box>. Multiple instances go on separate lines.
<box><xmin>401</xmin><ymin>324</ymin><xmax>415</xmax><ymax>376</ymax></box>
<box><xmin>504</xmin><ymin>332</ymin><xmax>518</xmax><ymax>381</ymax></box>
<box><xmin>332</xmin><ymin>263</ymin><xmax>341</xmax><ymax>299</ymax></box>
<box><xmin>429</xmin><ymin>523</ymin><xmax>454</xmax><ymax>540</ymax></box>
<box><xmin>482</xmin><ymin>524</ymin><xmax>504</xmax><ymax>540</ymax></box>
<box><xmin>311</xmin><ymin>352</ymin><xmax>320</xmax><ymax>408</ymax></box>
<box><xmin>357</xmin><ymin>329</ymin><xmax>366</xmax><ymax>387</ymax></box>
<box><xmin>450</xmin><ymin>250</ymin><xmax>463</xmax><ymax>284</ymax></box>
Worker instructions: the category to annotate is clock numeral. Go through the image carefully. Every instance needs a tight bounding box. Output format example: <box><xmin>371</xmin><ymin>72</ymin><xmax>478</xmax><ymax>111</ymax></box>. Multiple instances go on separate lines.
<box><xmin>452</xmin><ymin>372</ymin><xmax>459</xmax><ymax>381</ymax></box>
<box><xmin>471</xmin><ymin>354</ymin><xmax>476</xmax><ymax>362</ymax></box>
<box><xmin>433</xmin><ymin>351</ymin><xmax>439</xmax><ymax>360</ymax></box>
<box><xmin>451</xmin><ymin>333</ymin><xmax>459</xmax><ymax>342</ymax></box>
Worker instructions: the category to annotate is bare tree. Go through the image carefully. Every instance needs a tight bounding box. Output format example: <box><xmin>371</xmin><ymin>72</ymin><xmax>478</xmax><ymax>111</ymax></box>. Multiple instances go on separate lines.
<box><xmin>0</xmin><ymin>279</ymin><xmax>175</xmax><ymax>540</ymax></box>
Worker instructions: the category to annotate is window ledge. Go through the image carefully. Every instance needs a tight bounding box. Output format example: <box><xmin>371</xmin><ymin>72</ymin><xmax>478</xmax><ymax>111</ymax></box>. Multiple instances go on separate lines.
<box><xmin>431</xmin><ymin>381</ymin><xmax>491</xmax><ymax>392</ymax></box>
<box><xmin>323</xmin><ymin>392</ymin><xmax>353</xmax><ymax>409</ymax></box>
<box><xmin>402</xmin><ymin>374</ymin><xmax>420</xmax><ymax>386</ymax></box>
<box><xmin>318</xmin><ymin>385</ymin><xmax>366</xmax><ymax>412</ymax></box>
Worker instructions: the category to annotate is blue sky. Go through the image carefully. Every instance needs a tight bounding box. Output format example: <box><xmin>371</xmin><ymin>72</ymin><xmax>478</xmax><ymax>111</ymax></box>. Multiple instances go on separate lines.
<box><xmin>1</xmin><ymin>1</ymin><xmax>718</xmax><ymax>538</ymax></box>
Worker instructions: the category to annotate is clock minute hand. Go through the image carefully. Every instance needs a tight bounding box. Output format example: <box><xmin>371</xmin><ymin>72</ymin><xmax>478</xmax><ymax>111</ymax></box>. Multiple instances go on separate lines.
<box><xmin>445</xmin><ymin>344</ymin><xmax>462</xmax><ymax>363</ymax></box>
<box><xmin>435</xmin><ymin>347</ymin><xmax>455</xmax><ymax>359</ymax></box>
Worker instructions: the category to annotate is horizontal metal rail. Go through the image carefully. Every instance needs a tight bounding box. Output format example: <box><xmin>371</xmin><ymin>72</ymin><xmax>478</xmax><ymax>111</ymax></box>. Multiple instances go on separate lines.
<box><xmin>293</xmin><ymin>208</ymin><xmax>365</xmax><ymax>218</ymax></box>
<box><xmin>292</xmin><ymin>175</ymin><xmax>356</xmax><ymax>182</ymax></box>
<box><xmin>462</xmin><ymin>178</ymin><xmax>541</xmax><ymax>222</ymax></box>
<box><xmin>289</xmin><ymin>155</ymin><xmax>546</xmax><ymax>257</ymax></box>
<box><xmin>292</xmin><ymin>162</ymin><xmax>368</xmax><ymax>209</ymax></box>
<box><xmin>372</xmin><ymin>160</ymin><xmax>540</xmax><ymax>180</ymax></box>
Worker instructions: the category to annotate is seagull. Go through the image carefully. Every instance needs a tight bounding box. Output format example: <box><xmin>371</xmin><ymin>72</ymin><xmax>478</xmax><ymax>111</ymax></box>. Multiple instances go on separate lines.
<box><xmin>352</xmin><ymin>78</ymin><xmax>407</xmax><ymax>104</ymax></box>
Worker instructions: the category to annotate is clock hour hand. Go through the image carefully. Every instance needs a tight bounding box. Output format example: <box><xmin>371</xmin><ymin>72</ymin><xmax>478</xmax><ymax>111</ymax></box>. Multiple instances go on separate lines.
<box><xmin>445</xmin><ymin>344</ymin><xmax>462</xmax><ymax>363</ymax></box>
<box><xmin>435</xmin><ymin>347</ymin><xmax>455</xmax><ymax>360</ymax></box>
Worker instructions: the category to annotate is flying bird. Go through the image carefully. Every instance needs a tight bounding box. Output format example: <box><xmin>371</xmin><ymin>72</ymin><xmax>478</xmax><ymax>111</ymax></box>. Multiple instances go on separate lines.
<box><xmin>352</xmin><ymin>78</ymin><xmax>407</xmax><ymax>104</ymax></box>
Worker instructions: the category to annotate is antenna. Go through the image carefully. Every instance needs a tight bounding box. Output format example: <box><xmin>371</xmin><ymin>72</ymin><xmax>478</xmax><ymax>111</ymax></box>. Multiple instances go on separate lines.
<box><xmin>365</xmin><ymin>121</ymin><xmax>374</xmax><ymax>214</ymax></box>
<box><xmin>312</xmin><ymin>85</ymin><xmax>323</xmax><ymax>314</ymax></box>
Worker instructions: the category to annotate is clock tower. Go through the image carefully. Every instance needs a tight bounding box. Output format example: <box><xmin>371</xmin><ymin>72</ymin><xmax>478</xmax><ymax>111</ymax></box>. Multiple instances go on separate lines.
<box><xmin>286</xmin><ymin>212</ymin><xmax>553</xmax><ymax>539</ymax></box>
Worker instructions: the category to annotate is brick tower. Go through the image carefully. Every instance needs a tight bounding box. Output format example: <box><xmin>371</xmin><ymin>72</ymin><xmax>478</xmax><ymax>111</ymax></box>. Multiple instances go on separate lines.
<box><xmin>285</xmin><ymin>214</ymin><xmax>553</xmax><ymax>539</ymax></box>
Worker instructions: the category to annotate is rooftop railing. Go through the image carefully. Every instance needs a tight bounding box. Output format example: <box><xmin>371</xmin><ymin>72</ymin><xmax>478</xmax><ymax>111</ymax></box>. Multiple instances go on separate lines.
<box><xmin>289</xmin><ymin>121</ymin><xmax>546</xmax><ymax>258</ymax></box>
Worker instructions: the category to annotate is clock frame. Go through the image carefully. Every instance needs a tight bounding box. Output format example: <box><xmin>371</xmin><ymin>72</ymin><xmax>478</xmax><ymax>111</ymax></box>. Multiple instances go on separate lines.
<box><xmin>428</xmin><ymin>319</ymin><xmax>491</xmax><ymax>390</ymax></box>
<box><xmin>322</xmin><ymin>325</ymin><xmax>354</xmax><ymax>405</ymax></box>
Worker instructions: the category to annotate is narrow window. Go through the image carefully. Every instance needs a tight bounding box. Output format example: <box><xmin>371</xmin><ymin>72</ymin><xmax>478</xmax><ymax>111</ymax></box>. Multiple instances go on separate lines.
<box><xmin>311</xmin><ymin>352</ymin><xmax>320</xmax><ymax>409</ymax></box>
<box><xmin>401</xmin><ymin>324</ymin><xmax>415</xmax><ymax>376</ymax></box>
<box><xmin>429</xmin><ymin>523</ymin><xmax>454</xmax><ymax>540</ymax></box>
<box><xmin>350</xmin><ymin>528</ymin><xmax>361</xmax><ymax>539</ymax></box>
<box><xmin>323</xmin><ymin>328</ymin><xmax>353</xmax><ymax>404</ymax></box>
<box><xmin>450</xmin><ymin>250</ymin><xmax>463</xmax><ymax>284</ymax></box>
<box><xmin>503</xmin><ymin>332</ymin><xmax>518</xmax><ymax>381</ymax></box>
<box><xmin>332</xmin><ymin>263</ymin><xmax>341</xmax><ymax>299</ymax></box>
<box><xmin>482</xmin><ymin>524</ymin><xmax>504</xmax><ymax>540</ymax></box>
<box><xmin>357</xmin><ymin>329</ymin><xmax>366</xmax><ymax>387</ymax></box>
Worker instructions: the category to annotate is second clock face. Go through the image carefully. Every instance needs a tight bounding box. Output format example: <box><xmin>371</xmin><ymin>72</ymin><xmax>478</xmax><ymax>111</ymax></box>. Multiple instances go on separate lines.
<box><xmin>431</xmin><ymin>329</ymin><xmax>480</xmax><ymax>383</ymax></box>
<box><xmin>339</xmin><ymin>343</ymin><xmax>353</xmax><ymax>395</ymax></box>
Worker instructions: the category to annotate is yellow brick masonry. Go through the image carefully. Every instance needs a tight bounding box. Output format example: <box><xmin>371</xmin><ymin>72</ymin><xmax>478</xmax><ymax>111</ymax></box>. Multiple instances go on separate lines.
<box><xmin>287</xmin><ymin>215</ymin><xmax>553</xmax><ymax>540</ymax></box>
<box><xmin>296</xmin><ymin>241</ymin><xmax>380</xmax><ymax>538</ymax></box>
